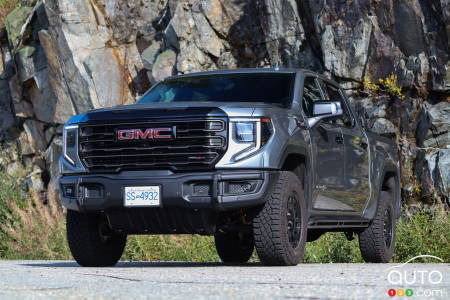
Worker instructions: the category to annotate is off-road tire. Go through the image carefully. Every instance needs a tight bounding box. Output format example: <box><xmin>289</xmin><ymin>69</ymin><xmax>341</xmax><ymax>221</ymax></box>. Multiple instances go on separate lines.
<box><xmin>253</xmin><ymin>171</ymin><xmax>307</xmax><ymax>266</ymax></box>
<box><xmin>359</xmin><ymin>190</ymin><xmax>396</xmax><ymax>263</ymax></box>
<box><xmin>214</xmin><ymin>231</ymin><xmax>254</xmax><ymax>263</ymax></box>
<box><xmin>67</xmin><ymin>210</ymin><xmax>127</xmax><ymax>267</ymax></box>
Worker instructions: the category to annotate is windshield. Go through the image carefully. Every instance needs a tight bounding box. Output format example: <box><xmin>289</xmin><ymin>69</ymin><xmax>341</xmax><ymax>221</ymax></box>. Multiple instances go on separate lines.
<box><xmin>139</xmin><ymin>73</ymin><xmax>295</xmax><ymax>108</ymax></box>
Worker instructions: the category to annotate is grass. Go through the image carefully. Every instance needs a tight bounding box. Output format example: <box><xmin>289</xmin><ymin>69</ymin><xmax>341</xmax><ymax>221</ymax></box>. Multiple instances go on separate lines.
<box><xmin>1</xmin><ymin>168</ymin><xmax>448</xmax><ymax>263</ymax></box>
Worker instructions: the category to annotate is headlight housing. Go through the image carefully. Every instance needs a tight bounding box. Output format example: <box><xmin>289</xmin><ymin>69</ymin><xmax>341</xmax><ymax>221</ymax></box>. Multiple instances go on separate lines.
<box><xmin>60</xmin><ymin>125</ymin><xmax>85</xmax><ymax>174</ymax></box>
<box><xmin>218</xmin><ymin>118</ymin><xmax>273</xmax><ymax>164</ymax></box>
<box><xmin>63</xmin><ymin>125</ymin><xmax>78</xmax><ymax>165</ymax></box>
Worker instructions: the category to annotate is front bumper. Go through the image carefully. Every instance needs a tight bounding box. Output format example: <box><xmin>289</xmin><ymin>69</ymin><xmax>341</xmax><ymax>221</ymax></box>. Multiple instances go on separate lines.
<box><xmin>59</xmin><ymin>169</ymin><xmax>280</xmax><ymax>212</ymax></box>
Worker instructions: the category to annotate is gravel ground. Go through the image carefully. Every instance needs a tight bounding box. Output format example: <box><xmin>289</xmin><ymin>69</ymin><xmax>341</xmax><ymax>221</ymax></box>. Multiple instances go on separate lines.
<box><xmin>0</xmin><ymin>261</ymin><xmax>448</xmax><ymax>299</ymax></box>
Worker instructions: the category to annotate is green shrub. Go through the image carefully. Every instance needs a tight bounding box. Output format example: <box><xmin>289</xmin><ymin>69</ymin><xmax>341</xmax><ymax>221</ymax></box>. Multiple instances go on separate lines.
<box><xmin>394</xmin><ymin>207</ymin><xmax>449</xmax><ymax>262</ymax></box>
<box><xmin>123</xmin><ymin>235</ymin><xmax>220</xmax><ymax>262</ymax></box>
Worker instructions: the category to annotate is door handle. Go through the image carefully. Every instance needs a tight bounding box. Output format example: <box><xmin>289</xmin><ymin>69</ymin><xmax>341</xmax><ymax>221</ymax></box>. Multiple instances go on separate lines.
<box><xmin>335</xmin><ymin>136</ymin><xmax>343</xmax><ymax>144</ymax></box>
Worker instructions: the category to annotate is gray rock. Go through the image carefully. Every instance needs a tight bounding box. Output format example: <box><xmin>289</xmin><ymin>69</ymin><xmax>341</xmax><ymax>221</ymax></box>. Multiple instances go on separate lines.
<box><xmin>83</xmin><ymin>48</ymin><xmax>133</xmax><ymax>107</ymax></box>
<box><xmin>16</xmin><ymin>45</ymin><xmax>47</xmax><ymax>83</ymax></box>
<box><xmin>371</xmin><ymin>118</ymin><xmax>396</xmax><ymax>137</ymax></box>
<box><xmin>257</xmin><ymin>0</ymin><xmax>306</xmax><ymax>67</ymax></box>
<box><xmin>102</xmin><ymin>0</ymin><xmax>166</xmax><ymax>44</ymax></box>
<box><xmin>23</xmin><ymin>119</ymin><xmax>46</xmax><ymax>154</ymax></box>
<box><xmin>9</xmin><ymin>74</ymin><xmax>34</xmax><ymax>118</ymax></box>
<box><xmin>191</xmin><ymin>4</ymin><xmax>224</xmax><ymax>58</ymax></box>
<box><xmin>152</xmin><ymin>49</ymin><xmax>177</xmax><ymax>82</ymax></box>
<box><xmin>45</xmin><ymin>127</ymin><xmax>56</xmax><ymax>145</ymax></box>
<box><xmin>141</xmin><ymin>42</ymin><xmax>161</xmax><ymax>70</ymax></box>
<box><xmin>176</xmin><ymin>41</ymin><xmax>216</xmax><ymax>74</ymax></box>
<box><xmin>27</xmin><ymin>166</ymin><xmax>45</xmax><ymax>194</ymax></box>
<box><xmin>37</xmin><ymin>30</ymin><xmax>78</xmax><ymax>123</ymax></box>
<box><xmin>17</xmin><ymin>131</ymin><xmax>34</xmax><ymax>156</ymax></box>
<box><xmin>44</xmin><ymin>0</ymin><xmax>121</xmax><ymax>113</ymax></box>
<box><xmin>425</xmin><ymin>149</ymin><xmax>450</xmax><ymax>198</ymax></box>
<box><xmin>44</xmin><ymin>137</ymin><xmax>62</xmax><ymax>180</ymax></box>
<box><xmin>397</xmin><ymin>53</ymin><xmax>429</xmax><ymax>88</ymax></box>
<box><xmin>26</xmin><ymin>69</ymin><xmax>62</xmax><ymax>124</ymax></box>
<box><xmin>309</xmin><ymin>1</ymin><xmax>373</xmax><ymax>81</ymax></box>
<box><xmin>423</xmin><ymin>133</ymin><xmax>450</xmax><ymax>148</ymax></box>
<box><xmin>200</xmin><ymin>0</ymin><xmax>233</xmax><ymax>37</ymax></box>
<box><xmin>428</xmin><ymin>101</ymin><xmax>450</xmax><ymax>136</ymax></box>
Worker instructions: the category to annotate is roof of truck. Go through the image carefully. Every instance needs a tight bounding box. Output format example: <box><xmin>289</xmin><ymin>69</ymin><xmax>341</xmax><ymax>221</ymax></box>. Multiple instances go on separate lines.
<box><xmin>163</xmin><ymin>68</ymin><xmax>317</xmax><ymax>80</ymax></box>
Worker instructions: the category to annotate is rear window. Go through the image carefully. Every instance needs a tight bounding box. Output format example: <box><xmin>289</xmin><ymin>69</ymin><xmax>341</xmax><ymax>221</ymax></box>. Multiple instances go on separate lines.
<box><xmin>139</xmin><ymin>73</ymin><xmax>295</xmax><ymax>108</ymax></box>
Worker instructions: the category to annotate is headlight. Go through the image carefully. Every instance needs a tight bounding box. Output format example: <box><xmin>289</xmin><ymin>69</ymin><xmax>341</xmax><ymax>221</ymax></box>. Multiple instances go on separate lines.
<box><xmin>60</xmin><ymin>125</ymin><xmax>85</xmax><ymax>174</ymax></box>
<box><xmin>63</xmin><ymin>125</ymin><xmax>79</xmax><ymax>165</ymax></box>
<box><xmin>235</xmin><ymin>122</ymin><xmax>255</xmax><ymax>142</ymax></box>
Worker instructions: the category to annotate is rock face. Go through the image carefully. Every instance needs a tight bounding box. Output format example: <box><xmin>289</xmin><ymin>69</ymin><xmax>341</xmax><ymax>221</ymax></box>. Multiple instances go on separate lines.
<box><xmin>0</xmin><ymin>0</ymin><xmax>449</xmax><ymax>205</ymax></box>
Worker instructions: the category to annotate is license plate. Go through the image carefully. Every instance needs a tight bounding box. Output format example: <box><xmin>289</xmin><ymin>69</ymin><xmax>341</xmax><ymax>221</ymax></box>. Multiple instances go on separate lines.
<box><xmin>124</xmin><ymin>186</ymin><xmax>161</xmax><ymax>207</ymax></box>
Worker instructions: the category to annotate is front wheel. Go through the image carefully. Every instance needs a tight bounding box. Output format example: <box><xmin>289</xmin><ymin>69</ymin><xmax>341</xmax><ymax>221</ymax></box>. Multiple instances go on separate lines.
<box><xmin>67</xmin><ymin>210</ymin><xmax>126</xmax><ymax>267</ymax></box>
<box><xmin>253</xmin><ymin>171</ymin><xmax>307</xmax><ymax>266</ymax></box>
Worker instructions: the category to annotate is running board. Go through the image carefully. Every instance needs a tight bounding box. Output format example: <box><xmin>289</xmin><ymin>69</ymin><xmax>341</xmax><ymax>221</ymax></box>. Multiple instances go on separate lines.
<box><xmin>307</xmin><ymin>218</ymin><xmax>370</xmax><ymax>229</ymax></box>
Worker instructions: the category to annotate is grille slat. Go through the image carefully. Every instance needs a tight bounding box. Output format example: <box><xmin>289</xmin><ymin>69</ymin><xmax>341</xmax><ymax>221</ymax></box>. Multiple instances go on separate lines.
<box><xmin>83</xmin><ymin>151</ymin><xmax>218</xmax><ymax>159</ymax></box>
<box><xmin>78</xmin><ymin>118</ymin><xmax>227</xmax><ymax>172</ymax></box>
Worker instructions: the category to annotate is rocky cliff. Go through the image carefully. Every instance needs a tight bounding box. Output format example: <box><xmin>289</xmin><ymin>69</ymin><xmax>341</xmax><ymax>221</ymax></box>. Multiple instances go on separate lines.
<box><xmin>0</xmin><ymin>0</ymin><xmax>448</xmax><ymax>206</ymax></box>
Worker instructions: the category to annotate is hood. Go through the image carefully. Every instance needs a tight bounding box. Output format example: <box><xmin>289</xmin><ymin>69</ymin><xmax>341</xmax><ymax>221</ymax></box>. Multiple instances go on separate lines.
<box><xmin>67</xmin><ymin>102</ymin><xmax>284</xmax><ymax>124</ymax></box>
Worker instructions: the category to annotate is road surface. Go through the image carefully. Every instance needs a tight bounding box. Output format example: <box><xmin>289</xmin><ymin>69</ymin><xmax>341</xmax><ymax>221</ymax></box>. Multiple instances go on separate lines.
<box><xmin>0</xmin><ymin>261</ymin><xmax>448</xmax><ymax>299</ymax></box>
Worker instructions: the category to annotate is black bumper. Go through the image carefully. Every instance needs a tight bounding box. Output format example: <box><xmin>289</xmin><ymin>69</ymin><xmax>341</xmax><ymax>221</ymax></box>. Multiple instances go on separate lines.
<box><xmin>59</xmin><ymin>169</ymin><xmax>280</xmax><ymax>213</ymax></box>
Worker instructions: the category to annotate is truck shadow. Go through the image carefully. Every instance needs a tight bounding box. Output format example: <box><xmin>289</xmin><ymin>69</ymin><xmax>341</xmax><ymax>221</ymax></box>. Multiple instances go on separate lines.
<box><xmin>23</xmin><ymin>261</ymin><xmax>263</xmax><ymax>268</ymax></box>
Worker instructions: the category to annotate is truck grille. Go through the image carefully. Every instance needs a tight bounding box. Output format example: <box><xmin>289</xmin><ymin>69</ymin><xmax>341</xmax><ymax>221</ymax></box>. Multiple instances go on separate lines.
<box><xmin>78</xmin><ymin>118</ymin><xmax>227</xmax><ymax>172</ymax></box>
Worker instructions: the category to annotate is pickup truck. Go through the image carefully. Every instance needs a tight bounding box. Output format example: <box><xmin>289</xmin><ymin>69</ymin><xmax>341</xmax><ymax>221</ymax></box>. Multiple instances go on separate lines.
<box><xmin>59</xmin><ymin>69</ymin><xmax>401</xmax><ymax>266</ymax></box>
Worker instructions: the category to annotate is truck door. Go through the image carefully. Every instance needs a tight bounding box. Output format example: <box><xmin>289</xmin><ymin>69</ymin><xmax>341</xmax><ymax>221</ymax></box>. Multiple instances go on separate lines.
<box><xmin>321</xmin><ymin>81</ymin><xmax>370</xmax><ymax>213</ymax></box>
<box><xmin>301</xmin><ymin>77</ymin><xmax>348</xmax><ymax>212</ymax></box>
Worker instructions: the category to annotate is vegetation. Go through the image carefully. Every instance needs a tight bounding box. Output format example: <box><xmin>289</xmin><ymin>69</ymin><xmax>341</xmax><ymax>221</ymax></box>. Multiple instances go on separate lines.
<box><xmin>1</xmin><ymin>168</ymin><xmax>448</xmax><ymax>262</ymax></box>
<box><xmin>303</xmin><ymin>205</ymin><xmax>450</xmax><ymax>263</ymax></box>
<box><xmin>0</xmin><ymin>0</ymin><xmax>17</xmax><ymax>28</ymax></box>
<box><xmin>363</xmin><ymin>74</ymin><xmax>405</xmax><ymax>100</ymax></box>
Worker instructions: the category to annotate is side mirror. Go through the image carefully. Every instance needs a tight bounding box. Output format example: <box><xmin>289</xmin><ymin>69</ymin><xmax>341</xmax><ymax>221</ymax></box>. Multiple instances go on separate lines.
<box><xmin>307</xmin><ymin>101</ymin><xmax>343</xmax><ymax>128</ymax></box>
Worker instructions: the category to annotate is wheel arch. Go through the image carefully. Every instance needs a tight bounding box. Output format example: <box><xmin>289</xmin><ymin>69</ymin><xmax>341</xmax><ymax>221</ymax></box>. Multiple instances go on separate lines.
<box><xmin>363</xmin><ymin>163</ymin><xmax>401</xmax><ymax>220</ymax></box>
<box><xmin>279</xmin><ymin>148</ymin><xmax>312</xmax><ymax>216</ymax></box>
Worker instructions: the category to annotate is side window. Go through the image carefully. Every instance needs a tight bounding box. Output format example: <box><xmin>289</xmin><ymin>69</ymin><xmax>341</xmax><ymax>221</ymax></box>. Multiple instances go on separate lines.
<box><xmin>302</xmin><ymin>77</ymin><xmax>322</xmax><ymax>117</ymax></box>
<box><xmin>321</xmin><ymin>82</ymin><xmax>354</xmax><ymax>127</ymax></box>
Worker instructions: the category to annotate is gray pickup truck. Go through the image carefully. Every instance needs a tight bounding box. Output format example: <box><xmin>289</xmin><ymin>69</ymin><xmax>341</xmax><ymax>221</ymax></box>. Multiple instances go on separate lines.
<box><xmin>59</xmin><ymin>69</ymin><xmax>401</xmax><ymax>266</ymax></box>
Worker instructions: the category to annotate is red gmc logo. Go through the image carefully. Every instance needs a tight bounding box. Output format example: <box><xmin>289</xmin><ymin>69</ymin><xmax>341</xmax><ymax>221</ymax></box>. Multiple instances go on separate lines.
<box><xmin>117</xmin><ymin>128</ymin><xmax>173</xmax><ymax>140</ymax></box>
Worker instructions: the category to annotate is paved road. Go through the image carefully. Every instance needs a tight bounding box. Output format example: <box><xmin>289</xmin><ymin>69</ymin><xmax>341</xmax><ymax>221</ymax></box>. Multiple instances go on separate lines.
<box><xmin>0</xmin><ymin>261</ymin><xmax>448</xmax><ymax>299</ymax></box>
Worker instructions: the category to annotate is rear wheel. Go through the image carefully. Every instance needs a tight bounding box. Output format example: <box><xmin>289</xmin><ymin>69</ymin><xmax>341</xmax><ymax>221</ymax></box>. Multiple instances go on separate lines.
<box><xmin>67</xmin><ymin>210</ymin><xmax>126</xmax><ymax>267</ymax></box>
<box><xmin>253</xmin><ymin>171</ymin><xmax>307</xmax><ymax>266</ymax></box>
<box><xmin>359</xmin><ymin>190</ymin><xmax>396</xmax><ymax>263</ymax></box>
<box><xmin>214</xmin><ymin>231</ymin><xmax>254</xmax><ymax>263</ymax></box>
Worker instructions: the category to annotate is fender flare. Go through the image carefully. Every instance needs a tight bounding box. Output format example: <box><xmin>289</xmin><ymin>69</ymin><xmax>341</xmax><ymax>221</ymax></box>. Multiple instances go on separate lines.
<box><xmin>364</xmin><ymin>162</ymin><xmax>401</xmax><ymax>220</ymax></box>
<box><xmin>277</xmin><ymin>145</ymin><xmax>313</xmax><ymax>216</ymax></box>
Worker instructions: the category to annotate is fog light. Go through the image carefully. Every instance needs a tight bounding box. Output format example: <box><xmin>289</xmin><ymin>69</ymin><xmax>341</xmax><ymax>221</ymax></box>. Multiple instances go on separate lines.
<box><xmin>228</xmin><ymin>181</ymin><xmax>257</xmax><ymax>194</ymax></box>
<box><xmin>84</xmin><ymin>185</ymin><xmax>103</xmax><ymax>199</ymax></box>
<box><xmin>243</xmin><ymin>183</ymin><xmax>254</xmax><ymax>192</ymax></box>
<box><xmin>63</xmin><ymin>185</ymin><xmax>75</xmax><ymax>198</ymax></box>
